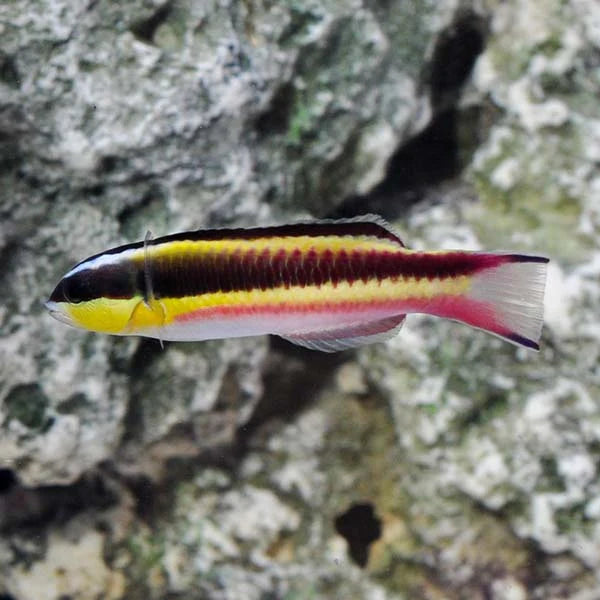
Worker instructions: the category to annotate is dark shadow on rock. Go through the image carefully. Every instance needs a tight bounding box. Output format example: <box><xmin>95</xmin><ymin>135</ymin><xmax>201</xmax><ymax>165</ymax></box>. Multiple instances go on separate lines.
<box><xmin>427</xmin><ymin>11</ymin><xmax>488</xmax><ymax>111</ymax></box>
<box><xmin>334</xmin><ymin>501</ymin><xmax>382</xmax><ymax>568</ymax></box>
<box><xmin>255</xmin><ymin>82</ymin><xmax>296</xmax><ymax>138</ymax></box>
<box><xmin>0</xmin><ymin>468</ymin><xmax>17</xmax><ymax>494</ymax></box>
<box><xmin>0</xmin><ymin>470</ymin><xmax>120</xmax><ymax>534</ymax></box>
<box><xmin>130</xmin><ymin>2</ymin><xmax>173</xmax><ymax>45</ymax></box>
<box><xmin>330</xmin><ymin>12</ymin><xmax>488</xmax><ymax>221</ymax></box>
<box><xmin>236</xmin><ymin>336</ymin><xmax>351</xmax><ymax>452</ymax></box>
<box><xmin>330</xmin><ymin>109</ymin><xmax>462</xmax><ymax>220</ymax></box>
<box><xmin>120</xmin><ymin>338</ymin><xmax>169</xmax><ymax>445</ymax></box>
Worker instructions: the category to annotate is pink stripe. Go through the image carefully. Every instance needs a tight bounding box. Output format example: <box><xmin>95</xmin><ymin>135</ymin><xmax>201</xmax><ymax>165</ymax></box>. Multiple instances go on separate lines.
<box><xmin>174</xmin><ymin>299</ymin><xmax>397</xmax><ymax>322</ymax></box>
<box><xmin>401</xmin><ymin>295</ymin><xmax>509</xmax><ymax>335</ymax></box>
<box><xmin>174</xmin><ymin>294</ymin><xmax>507</xmax><ymax>335</ymax></box>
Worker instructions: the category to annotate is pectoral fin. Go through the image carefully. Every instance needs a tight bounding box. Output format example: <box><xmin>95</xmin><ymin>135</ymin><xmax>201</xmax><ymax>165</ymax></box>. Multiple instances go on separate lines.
<box><xmin>125</xmin><ymin>297</ymin><xmax>166</xmax><ymax>333</ymax></box>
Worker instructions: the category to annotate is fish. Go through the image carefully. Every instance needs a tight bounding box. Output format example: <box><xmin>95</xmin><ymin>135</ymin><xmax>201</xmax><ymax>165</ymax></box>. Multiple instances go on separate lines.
<box><xmin>45</xmin><ymin>216</ymin><xmax>549</xmax><ymax>352</ymax></box>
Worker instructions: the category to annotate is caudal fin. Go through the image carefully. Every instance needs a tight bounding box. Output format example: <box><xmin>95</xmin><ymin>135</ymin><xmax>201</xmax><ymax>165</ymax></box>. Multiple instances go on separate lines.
<box><xmin>467</xmin><ymin>254</ymin><xmax>549</xmax><ymax>350</ymax></box>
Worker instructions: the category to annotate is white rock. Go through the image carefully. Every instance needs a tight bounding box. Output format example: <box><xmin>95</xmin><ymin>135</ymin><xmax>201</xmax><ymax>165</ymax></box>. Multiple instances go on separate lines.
<box><xmin>7</xmin><ymin>529</ymin><xmax>124</xmax><ymax>600</ymax></box>
<box><xmin>491</xmin><ymin>576</ymin><xmax>527</xmax><ymax>600</ymax></box>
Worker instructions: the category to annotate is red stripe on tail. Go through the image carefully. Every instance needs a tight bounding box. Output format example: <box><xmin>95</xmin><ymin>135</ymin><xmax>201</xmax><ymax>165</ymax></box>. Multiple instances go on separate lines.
<box><xmin>409</xmin><ymin>253</ymin><xmax>549</xmax><ymax>350</ymax></box>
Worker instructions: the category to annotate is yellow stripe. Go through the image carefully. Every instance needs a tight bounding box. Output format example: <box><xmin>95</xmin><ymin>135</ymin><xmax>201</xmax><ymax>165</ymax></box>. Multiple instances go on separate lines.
<box><xmin>131</xmin><ymin>235</ymin><xmax>406</xmax><ymax>263</ymax></box>
<box><xmin>126</xmin><ymin>275</ymin><xmax>472</xmax><ymax>331</ymax></box>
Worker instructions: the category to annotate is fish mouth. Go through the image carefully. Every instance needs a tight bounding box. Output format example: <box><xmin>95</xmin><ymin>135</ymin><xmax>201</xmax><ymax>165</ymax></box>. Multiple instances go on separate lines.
<box><xmin>44</xmin><ymin>300</ymin><xmax>75</xmax><ymax>326</ymax></box>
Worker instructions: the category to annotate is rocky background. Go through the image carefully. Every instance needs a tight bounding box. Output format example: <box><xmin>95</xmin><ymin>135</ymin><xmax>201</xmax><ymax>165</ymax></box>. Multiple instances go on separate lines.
<box><xmin>1</xmin><ymin>0</ymin><xmax>599</xmax><ymax>598</ymax></box>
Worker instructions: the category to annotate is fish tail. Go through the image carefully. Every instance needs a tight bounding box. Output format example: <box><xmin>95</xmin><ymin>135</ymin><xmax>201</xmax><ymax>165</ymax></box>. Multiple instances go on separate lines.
<box><xmin>459</xmin><ymin>254</ymin><xmax>549</xmax><ymax>349</ymax></box>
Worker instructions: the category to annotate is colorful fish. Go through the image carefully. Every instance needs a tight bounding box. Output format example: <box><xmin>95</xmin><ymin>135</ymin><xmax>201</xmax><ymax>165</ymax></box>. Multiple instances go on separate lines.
<box><xmin>45</xmin><ymin>216</ymin><xmax>548</xmax><ymax>352</ymax></box>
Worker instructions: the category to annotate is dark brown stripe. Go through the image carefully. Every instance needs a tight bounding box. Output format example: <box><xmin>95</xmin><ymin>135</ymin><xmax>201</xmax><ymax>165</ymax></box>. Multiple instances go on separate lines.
<box><xmin>145</xmin><ymin>249</ymin><xmax>504</xmax><ymax>299</ymax></box>
<box><xmin>49</xmin><ymin>262</ymin><xmax>138</xmax><ymax>304</ymax></box>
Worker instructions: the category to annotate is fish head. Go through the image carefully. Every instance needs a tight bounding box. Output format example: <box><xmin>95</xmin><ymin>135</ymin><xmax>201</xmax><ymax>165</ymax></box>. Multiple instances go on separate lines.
<box><xmin>45</xmin><ymin>257</ymin><xmax>142</xmax><ymax>334</ymax></box>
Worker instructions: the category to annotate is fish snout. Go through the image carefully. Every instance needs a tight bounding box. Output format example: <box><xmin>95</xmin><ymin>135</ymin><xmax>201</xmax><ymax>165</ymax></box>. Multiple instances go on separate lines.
<box><xmin>44</xmin><ymin>299</ymin><xmax>75</xmax><ymax>326</ymax></box>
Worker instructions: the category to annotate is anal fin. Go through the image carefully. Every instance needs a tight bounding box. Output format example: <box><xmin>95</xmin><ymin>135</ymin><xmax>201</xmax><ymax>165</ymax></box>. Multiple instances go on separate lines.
<box><xmin>280</xmin><ymin>314</ymin><xmax>406</xmax><ymax>352</ymax></box>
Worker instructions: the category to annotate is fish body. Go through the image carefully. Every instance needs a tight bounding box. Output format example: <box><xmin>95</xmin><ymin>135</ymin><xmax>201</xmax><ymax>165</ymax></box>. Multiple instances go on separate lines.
<box><xmin>45</xmin><ymin>216</ymin><xmax>549</xmax><ymax>351</ymax></box>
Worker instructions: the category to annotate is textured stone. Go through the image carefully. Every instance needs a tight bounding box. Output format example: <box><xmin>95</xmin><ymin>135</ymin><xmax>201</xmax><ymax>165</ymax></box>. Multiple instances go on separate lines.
<box><xmin>6</xmin><ymin>522</ymin><xmax>125</xmax><ymax>600</ymax></box>
<box><xmin>1</xmin><ymin>0</ymin><xmax>600</xmax><ymax>598</ymax></box>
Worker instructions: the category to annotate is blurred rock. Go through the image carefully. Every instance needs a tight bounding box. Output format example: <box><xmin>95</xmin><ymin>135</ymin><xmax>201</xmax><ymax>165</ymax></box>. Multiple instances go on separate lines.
<box><xmin>1</xmin><ymin>0</ymin><xmax>599</xmax><ymax>599</ymax></box>
<box><xmin>7</xmin><ymin>520</ymin><xmax>125</xmax><ymax>600</ymax></box>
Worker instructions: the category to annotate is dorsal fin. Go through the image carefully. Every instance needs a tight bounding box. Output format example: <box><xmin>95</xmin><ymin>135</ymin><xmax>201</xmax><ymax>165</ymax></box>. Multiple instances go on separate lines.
<box><xmin>316</xmin><ymin>214</ymin><xmax>405</xmax><ymax>247</ymax></box>
<box><xmin>130</xmin><ymin>214</ymin><xmax>406</xmax><ymax>249</ymax></box>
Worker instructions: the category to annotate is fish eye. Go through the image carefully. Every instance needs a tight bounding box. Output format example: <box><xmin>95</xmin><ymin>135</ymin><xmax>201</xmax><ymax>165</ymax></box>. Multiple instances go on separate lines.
<box><xmin>61</xmin><ymin>275</ymin><xmax>90</xmax><ymax>304</ymax></box>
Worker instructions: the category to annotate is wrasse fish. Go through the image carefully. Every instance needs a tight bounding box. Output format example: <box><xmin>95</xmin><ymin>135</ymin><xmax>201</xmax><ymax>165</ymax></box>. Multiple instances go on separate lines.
<box><xmin>45</xmin><ymin>216</ymin><xmax>549</xmax><ymax>352</ymax></box>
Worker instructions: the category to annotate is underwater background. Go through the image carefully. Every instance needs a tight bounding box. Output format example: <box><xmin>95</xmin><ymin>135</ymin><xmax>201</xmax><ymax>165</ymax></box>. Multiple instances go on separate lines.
<box><xmin>1</xmin><ymin>1</ymin><xmax>599</xmax><ymax>598</ymax></box>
